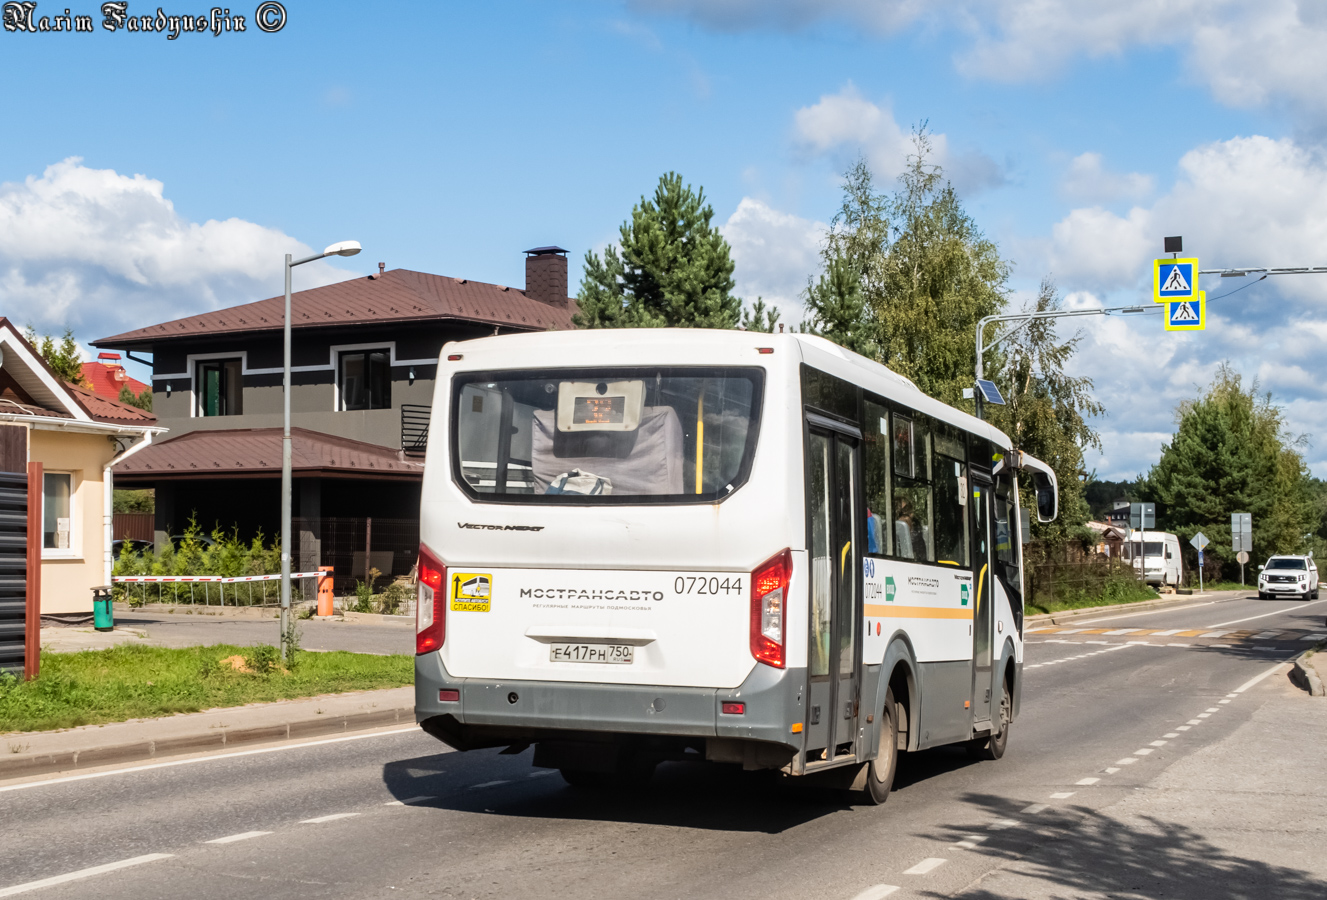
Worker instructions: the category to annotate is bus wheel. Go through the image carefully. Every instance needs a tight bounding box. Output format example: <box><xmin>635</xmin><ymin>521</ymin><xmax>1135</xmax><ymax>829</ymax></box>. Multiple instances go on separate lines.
<box><xmin>863</xmin><ymin>687</ymin><xmax>898</xmax><ymax>805</ymax></box>
<box><xmin>969</xmin><ymin>679</ymin><xmax>1011</xmax><ymax>761</ymax></box>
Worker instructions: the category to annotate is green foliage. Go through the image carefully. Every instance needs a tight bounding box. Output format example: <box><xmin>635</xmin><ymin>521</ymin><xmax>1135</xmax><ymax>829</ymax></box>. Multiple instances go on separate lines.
<box><xmin>112</xmin><ymin>489</ymin><xmax>154</xmax><ymax>513</ymax></box>
<box><xmin>352</xmin><ymin>580</ymin><xmax>374</xmax><ymax>613</ymax></box>
<box><xmin>243</xmin><ymin>643</ymin><xmax>281</xmax><ymax>675</ymax></box>
<box><xmin>574</xmin><ymin>172</ymin><xmax>742</xmax><ymax>329</ymax></box>
<box><xmin>118</xmin><ymin>383</ymin><xmax>153</xmax><ymax>411</ymax></box>
<box><xmin>1142</xmin><ymin>363</ymin><xmax>1317</xmax><ymax>580</ymax></box>
<box><xmin>24</xmin><ymin>326</ymin><xmax>89</xmax><ymax>387</ymax></box>
<box><xmin>112</xmin><ymin>516</ymin><xmax>285</xmax><ymax>605</ymax></box>
<box><xmin>377</xmin><ymin>581</ymin><xmax>412</xmax><ymax>616</ymax></box>
<box><xmin>0</xmin><ymin>644</ymin><xmax>412</xmax><ymax>733</ymax></box>
<box><xmin>988</xmin><ymin>279</ymin><xmax>1103</xmax><ymax>542</ymax></box>
<box><xmin>740</xmin><ymin>297</ymin><xmax>781</xmax><ymax>333</ymax></box>
<box><xmin>1084</xmin><ymin>477</ymin><xmax>1140</xmax><ymax>520</ymax></box>
<box><xmin>806</xmin><ymin>131</ymin><xmax>1010</xmax><ymax>407</ymax></box>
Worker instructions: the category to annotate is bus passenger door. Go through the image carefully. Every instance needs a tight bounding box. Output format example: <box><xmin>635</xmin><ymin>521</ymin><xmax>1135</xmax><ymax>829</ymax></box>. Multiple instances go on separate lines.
<box><xmin>971</xmin><ymin>475</ymin><xmax>996</xmax><ymax>727</ymax></box>
<box><xmin>805</xmin><ymin>426</ymin><xmax>862</xmax><ymax>764</ymax></box>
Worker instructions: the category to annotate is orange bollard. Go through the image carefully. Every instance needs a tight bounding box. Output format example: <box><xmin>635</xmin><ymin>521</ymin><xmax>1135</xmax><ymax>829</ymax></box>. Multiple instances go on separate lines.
<box><xmin>318</xmin><ymin>566</ymin><xmax>335</xmax><ymax>616</ymax></box>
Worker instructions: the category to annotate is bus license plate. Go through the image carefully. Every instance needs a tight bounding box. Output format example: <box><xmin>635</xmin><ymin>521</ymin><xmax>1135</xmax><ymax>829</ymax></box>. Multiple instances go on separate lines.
<box><xmin>549</xmin><ymin>643</ymin><xmax>633</xmax><ymax>664</ymax></box>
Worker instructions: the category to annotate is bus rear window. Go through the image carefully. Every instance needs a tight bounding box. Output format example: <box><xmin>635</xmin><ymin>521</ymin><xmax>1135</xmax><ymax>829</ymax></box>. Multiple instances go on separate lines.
<box><xmin>452</xmin><ymin>367</ymin><xmax>764</xmax><ymax>503</ymax></box>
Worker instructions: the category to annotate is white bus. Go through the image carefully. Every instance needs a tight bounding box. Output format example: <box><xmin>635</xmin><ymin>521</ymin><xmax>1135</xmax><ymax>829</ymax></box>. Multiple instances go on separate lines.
<box><xmin>414</xmin><ymin>329</ymin><xmax>1058</xmax><ymax>802</ymax></box>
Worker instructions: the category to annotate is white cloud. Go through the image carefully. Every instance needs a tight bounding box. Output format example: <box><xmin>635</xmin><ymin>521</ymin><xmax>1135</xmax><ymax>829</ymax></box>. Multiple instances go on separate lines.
<box><xmin>0</xmin><ymin>157</ymin><xmax>356</xmax><ymax>343</ymax></box>
<box><xmin>720</xmin><ymin>197</ymin><xmax>827</xmax><ymax>325</ymax></box>
<box><xmin>1061</xmin><ymin>153</ymin><xmax>1153</xmax><ymax>205</ymax></box>
<box><xmin>636</xmin><ymin>1</ymin><xmax>1327</xmax><ymax>119</ymax></box>
<box><xmin>1044</xmin><ymin>135</ymin><xmax>1327</xmax><ymax>478</ymax></box>
<box><xmin>793</xmin><ymin>84</ymin><xmax>1004</xmax><ymax>193</ymax></box>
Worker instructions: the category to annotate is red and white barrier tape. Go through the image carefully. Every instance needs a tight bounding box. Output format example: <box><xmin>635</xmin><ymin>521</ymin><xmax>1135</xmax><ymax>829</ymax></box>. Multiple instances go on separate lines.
<box><xmin>113</xmin><ymin>572</ymin><xmax>328</xmax><ymax>584</ymax></box>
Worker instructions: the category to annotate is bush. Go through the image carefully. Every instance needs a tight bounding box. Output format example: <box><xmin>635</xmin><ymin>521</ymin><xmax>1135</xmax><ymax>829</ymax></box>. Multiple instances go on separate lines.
<box><xmin>113</xmin><ymin>516</ymin><xmax>291</xmax><ymax>606</ymax></box>
<box><xmin>377</xmin><ymin>581</ymin><xmax>412</xmax><ymax>616</ymax></box>
<box><xmin>352</xmin><ymin>580</ymin><xmax>374</xmax><ymax>613</ymax></box>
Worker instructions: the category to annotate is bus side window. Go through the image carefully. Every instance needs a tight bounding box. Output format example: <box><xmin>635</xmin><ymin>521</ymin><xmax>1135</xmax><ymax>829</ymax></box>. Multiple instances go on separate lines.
<box><xmin>864</xmin><ymin>399</ymin><xmax>891</xmax><ymax>556</ymax></box>
<box><xmin>892</xmin><ymin>410</ymin><xmax>933</xmax><ymax>562</ymax></box>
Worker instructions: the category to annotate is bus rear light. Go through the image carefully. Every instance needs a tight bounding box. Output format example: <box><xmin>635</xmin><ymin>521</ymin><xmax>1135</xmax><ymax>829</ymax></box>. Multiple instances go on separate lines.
<box><xmin>439</xmin><ymin>689</ymin><xmax>460</xmax><ymax>702</ymax></box>
<box><xmin>750</xmin><ymin>548</ymin><xmax>791</xmax><ymax>669</ymax></box>
<box><xmin>416</xmin><ymin>543</ymin><xmax>446</xmax><ymax>655</ymax></box>
<box><xmin>721</xmin><ymin>702</ymin><xmax>745</xmax><ymax>715</ymax></box>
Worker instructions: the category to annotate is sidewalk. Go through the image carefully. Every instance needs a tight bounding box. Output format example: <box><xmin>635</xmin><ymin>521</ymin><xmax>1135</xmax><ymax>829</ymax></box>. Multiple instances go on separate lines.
<box><xmin>964</xmin><ymin>669</ymin><xmax>1327</xmax><ymax>898</ymax></box>
<box><xmin>0</xmin><ymin>686</ymin><xmax>415</xmax><ymax>782</ymax></box>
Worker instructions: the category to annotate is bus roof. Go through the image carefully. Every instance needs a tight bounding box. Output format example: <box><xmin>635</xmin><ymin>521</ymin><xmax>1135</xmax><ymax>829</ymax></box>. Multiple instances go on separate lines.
<box><xmin>441</xmin><ymin>328</ymin><xmax>1015</xmax><ymax>452</ymax></box>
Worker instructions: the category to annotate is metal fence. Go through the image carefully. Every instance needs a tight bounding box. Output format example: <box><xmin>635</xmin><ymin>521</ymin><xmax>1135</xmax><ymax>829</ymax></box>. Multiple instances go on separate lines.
<box><xmin>113</xmin><ymin>512</ymin><xmax>153</xmax><ymax>542</ymax></box>
<box><xmin>1023</xmin><ymin>543</ymin><xmax>1144</xmax><ymax>607</ymax></box>
<box><xmin>295</xmin><ymin>516</ymin><xmax>419</xmax><ymax>593</ymax></box>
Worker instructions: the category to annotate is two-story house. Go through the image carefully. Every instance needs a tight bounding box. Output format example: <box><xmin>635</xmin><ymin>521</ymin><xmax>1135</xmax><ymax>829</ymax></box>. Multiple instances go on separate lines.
<box><xmin>93</xmin><ymin>246</ymin><xmax>575</xmax><ymax>588</ymax></box>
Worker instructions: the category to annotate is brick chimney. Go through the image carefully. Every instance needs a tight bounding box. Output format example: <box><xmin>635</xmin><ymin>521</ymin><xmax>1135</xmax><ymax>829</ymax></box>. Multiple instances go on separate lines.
<box><xmin>524</xmin><ymin>246</ymin><xmax>568</xmax><ymax>307</ymax></box>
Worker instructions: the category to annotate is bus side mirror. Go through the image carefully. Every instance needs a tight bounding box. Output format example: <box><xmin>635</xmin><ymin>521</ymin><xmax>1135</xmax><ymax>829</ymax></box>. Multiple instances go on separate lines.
<box><xmin>1033</xmin><ymin>472</ymin><xmax>1057</xmax><ymax>523</ymax></box>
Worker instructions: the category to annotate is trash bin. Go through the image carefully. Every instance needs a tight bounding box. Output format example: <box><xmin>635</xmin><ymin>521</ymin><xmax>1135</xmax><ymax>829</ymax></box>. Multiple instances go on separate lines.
<box><xmin>92</xmin><ymin>585</ymin><xmax>114</xmax><ymax>633</ymax></box>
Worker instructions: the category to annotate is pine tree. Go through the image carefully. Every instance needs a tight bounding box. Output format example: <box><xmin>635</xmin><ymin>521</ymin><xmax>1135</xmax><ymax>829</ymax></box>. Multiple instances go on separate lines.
<box><xmin>1143</xmin><ymin>364</ymin><xmax>1316</xmax><ymax>578</ymax></box>
<box><xmin>740</xmin><ymin>298</ymin><xmax>781</xmax><ymax>333</ymax></box>
<box><xmin>574</xmin><ymin>172</ymin><xmax>742</xmax><ymax>329</ymax></box>
<box><xmin>25</xmin><ymin>327</ymin><xmax>89</xmax><ymax>387</ymax></box>
<box><xmin>118</xmin><ymin>384</ymin><xmax>153</xmax><ymax>411</ymax></box>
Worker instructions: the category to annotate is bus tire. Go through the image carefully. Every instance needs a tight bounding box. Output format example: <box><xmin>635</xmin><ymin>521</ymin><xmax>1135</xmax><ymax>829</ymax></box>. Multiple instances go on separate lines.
<box><xmin>968</xmin><ymin>677</ymin><xmax>1011</xmax><ymax>761</ymax></box>
<box><xmin>863</xmin><ymin>687</ymin><xmax>898</xmax><ymax>805</ymax></box>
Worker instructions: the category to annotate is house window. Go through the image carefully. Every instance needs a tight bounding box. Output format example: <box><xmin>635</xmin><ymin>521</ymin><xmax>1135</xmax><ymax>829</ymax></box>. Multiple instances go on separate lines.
<box><xmin>197</xmin><ymin>359</ymin><xmax>243</xmax><ymax>416</ymax></box>
<box><xmin>340</xmin><ymin>350</ymin><xmax>391</xmax><ymax>410</ymax></box>
<box><xmin>43</xmin><ymin>472</ymin><xmax>73</xmax><ymax>551</ymax></box>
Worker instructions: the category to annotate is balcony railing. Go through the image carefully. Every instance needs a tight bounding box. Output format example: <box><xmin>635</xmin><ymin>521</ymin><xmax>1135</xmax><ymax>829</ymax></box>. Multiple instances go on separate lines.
<box><xmin>401</xmin><ymin>403</ymin><xmax>431</xmax><ymax>457</ymax></box>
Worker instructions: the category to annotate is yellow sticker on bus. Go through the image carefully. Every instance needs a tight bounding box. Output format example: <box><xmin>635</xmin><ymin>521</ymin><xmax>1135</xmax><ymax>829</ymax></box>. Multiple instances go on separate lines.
<box><xmin>450</xmin><ymin>572</ymin><xmax>492</xmax><ymax>612</ymax></box>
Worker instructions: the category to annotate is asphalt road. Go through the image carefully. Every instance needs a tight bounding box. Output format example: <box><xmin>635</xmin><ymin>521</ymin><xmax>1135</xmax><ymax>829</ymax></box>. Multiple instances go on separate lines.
<box><xmin>2</xmin><ymin>590</ymin><xmax>1324</xmax><ymax>900</ymax></box>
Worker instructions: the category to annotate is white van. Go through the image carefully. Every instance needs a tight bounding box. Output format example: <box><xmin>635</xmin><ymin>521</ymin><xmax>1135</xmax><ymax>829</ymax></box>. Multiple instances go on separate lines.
<box><xmin>1124</xmin><ymin>531</ymin><xmax>1182</xmax><ymax>588</ymax></box>
<box><xmin>413</xmin><ymin>329</ymin><xmax>1058</xmax><ymax>801</ymax></box>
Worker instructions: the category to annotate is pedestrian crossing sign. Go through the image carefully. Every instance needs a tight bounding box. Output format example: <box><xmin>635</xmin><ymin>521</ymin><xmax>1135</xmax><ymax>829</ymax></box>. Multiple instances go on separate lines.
<box><xmin>1165</xmin><ymin>291</ymin><xmax>1205</xmax><ymax>331</ymax></box>
<box><xmin>1154</xmin><ymin>257</ymin><xmax>1198</xmax><ymax>302</ymax></box>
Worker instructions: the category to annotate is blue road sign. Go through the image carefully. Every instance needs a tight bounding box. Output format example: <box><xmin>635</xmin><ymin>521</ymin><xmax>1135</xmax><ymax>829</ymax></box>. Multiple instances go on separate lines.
<box><xmin>1154</xmin><ymin>257</ymin><xmax>1199</xmax><ymax>301</ymax></box>
<box><xmin>1165</xmin><ymin>292</ymin><xmax>1206</xmax><ymax>331</ymax></box>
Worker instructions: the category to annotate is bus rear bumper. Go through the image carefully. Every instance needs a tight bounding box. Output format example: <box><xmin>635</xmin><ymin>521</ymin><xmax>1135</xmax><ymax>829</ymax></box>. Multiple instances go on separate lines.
<box><xmin>414</xmin><ymin>652</ymin><xmax>803</xmax><ymax>753</ymax></box>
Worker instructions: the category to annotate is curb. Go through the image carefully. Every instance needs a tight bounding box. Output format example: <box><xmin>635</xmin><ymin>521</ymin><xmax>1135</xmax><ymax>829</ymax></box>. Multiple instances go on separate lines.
<box><xmin>1025</xmin><ymin>589</ymin><xmax>1229</xmax><ymax>627</ymax></box>
<box><xmin>1289</xmin><ymin>645</ymin><xmax>1326</xmax><ymax>697</ymax></box>
<box><xmin>0</xmin><ymin>704</ymin><xmax>417</xmax><ymax>782</ymax></box>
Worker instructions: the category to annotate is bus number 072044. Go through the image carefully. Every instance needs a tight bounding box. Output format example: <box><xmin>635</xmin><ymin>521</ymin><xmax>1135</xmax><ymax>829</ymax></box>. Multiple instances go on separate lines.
<box><xmin>674</xmin><ymin>576</ymin><xmax>744</xmax><ymax>596</ymax></box>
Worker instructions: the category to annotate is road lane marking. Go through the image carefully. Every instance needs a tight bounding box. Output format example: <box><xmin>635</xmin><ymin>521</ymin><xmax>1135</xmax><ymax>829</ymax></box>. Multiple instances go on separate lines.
<box><xmin>1059</xmin><ymin>597</ymin><xmax>1226</xmax><ymax>624</ymax></box>
<box><xmin>1133</xmin><ymin>749</ymin><xmax>1155</xmax><ymax>755</ymax></box>
<box><xmin>988</xmin><ymin>819</ymin><xmax>1019</xmax><ymax>831</ymax></box>
<box><xmin>1164</xmin><ymin>732</ymin><xmax>1179</xmax><ymax>738</ymax></box>
<box><xmin>1104</xmin><ymin>767</ymin><xmax>1120</xmax><ymax>774</ymax></box>
<box><xmin>0</xmin><ymin>854</ymin><xmax>174</xmax><ymax>897</ymax></box>
<box><xmin>471</xmin><ymin>780</ymin><xmax>511</xmax><ymax>789</ymax></box>
<box><xmin>955</xmin><ymin>835</ymin><xmax>988</xmax><ymax>849</ymax></box>
<box><xmin>1103</xmin><ymin>629</ymin><xmax>1140</xmax><ymax>635</ymax></box>
<box><xmin>1167</xmin><ymin>642</ymin><xmax>1191</xmax><ymax>647</ymax></box>
<box><xmin>1177</xmin><ymin>725</ymin><xmax>1191</xmax><ymax>731</ymax></box>
<box><xmin>1151</xmin><ymin>629</ymin><xmax>1183</xmax><ymax>635</ymax></box>
<box><xmin>300</xmin><ymin>813</ymin><xmax>360</xmax><ymax>824</ymax></box>
<box><xmin>0</xmin><ymin>727</ymin><xmax>421</xmax><ymax>794</ymax></box>
<box><xmin>849</xmin><ymin>885</ymin><xmax>899</xmax><ymax>899</ymax></box>
<box><xmin>528</xmin><ymin>771</ymin><xmax>557</xmax><ymax>778</ymax></box>
<box><xmin>1150</xmin><ymin>740</ymin><xmax>1168</xmax><ymax>746</ymax></box>
<box><xmin>1076</xmin><ymin>777</ymin><xmax>1100</xmax><ymax>785</ymax></box>
<box><xmin>1116</xmin><ymin>758</ymin><xmax>1138</xmax><ymax>765</ymax></box>
<box><xmin>1205</xmin><ymin>599</ymin><xmax>1327</xmax><ymax>628</ymax></box>
<box><xmin>903</xmin><ymin>858</ymin><xmax>947</xmax><ymax>875</ymax></box>
<box><xmin>1197</xmin><ymin>713</ymin><xmax>1211</xmax><ymax>718</ymax></box>
<box><xmin>205</xmin><ymin>831</ymin><xmax>271</xmax><ymax>844</ymax></box>
<box><xmin>1187</xmin><ymin>719</ymin><xmax>1202</xmax><ymax>725</ymax></box>
<box><xmin>1206</xmin><ymin>707</ymin><xmax>1220</xmax><ymax>712</ymax></box>
<box><xmin>384</xmin><ymin>796</ymin><xmax>434</xmax><ymax>806</ymax></box>
<box><xmin>1049</xmin><ymin>792</ymin><xmax>1075</xmax><ymax>799</ymax></box>
<box><xmin>1021</xmin><ymin>803</ymin><xmax>1048</xmax><ymax>815</ymax></box>
<box><xmin>1209</xmin><ymin>644</ymin><xmax>1232</xmax><ymax>648</ymax></box>
<box><xmin>1233</xmin><ymin>661</ymin><xmax>1292</xmax><ymax>694</ymax></box>
<box><xmin>1304</xmin><ymin>633</ymin><xmax>1327</xmax><ymax>641</ymax></box>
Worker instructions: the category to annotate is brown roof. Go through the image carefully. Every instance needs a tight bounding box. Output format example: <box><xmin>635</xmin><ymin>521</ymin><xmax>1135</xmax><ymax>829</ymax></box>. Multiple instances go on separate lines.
<box><xmin>113</xmin><ymin>427</ymin><xmax>423</xmax><ymax>481</ymax></box>
<box><xmin>94</xmin><ymin>268</ymin><xmax>577</xmax><ymax>349</ymax></box>
<box><xmin>66</xmin><ymin>383</ymin><xmax>158</xmax><ymax>425</ymax></box>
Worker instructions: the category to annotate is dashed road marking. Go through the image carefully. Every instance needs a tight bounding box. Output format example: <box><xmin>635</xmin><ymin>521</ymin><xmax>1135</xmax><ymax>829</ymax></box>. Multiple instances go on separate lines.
<box><xmin>955</xmin><ymin>835</ymin><xmax>987</xmax><ymax>849</ymax></box>
<box><xmin>1076</xmin><ymin>777</ymin><xmax>1100</xmax><ymax>785</ymax></box>
<box><xmin>384</xmin><ymin>795</ymin><xmax>435</xmax><ymax>806</ymax></box>
<box><xmin>849</xmin><ymin>885</ymin><xmax>899</xmax><ymax>900</ymax></box>
<box><xmin>471</xmin><ymin>780</ymin><xmax>512</xmax><ymax>789</ymax></box>
<box><xmin>1197</xmin><ymin>713</ymin><xmax>1211</xmax><ymax>718</ymax></box>
<box><xmin>1021</xmin><ymin>803</ymin><xmax>1048</xmax><ymax>815</ymax></box>
<box><xmin>1177</xmin><ymin>725</ymin><xmax>1192</xmax><ymax>731</ymax></box>
<box><xmin>1205</xmin><ymin>707</ymin><xmax>1221</xmax><ymax>712</ymax></box>
<box><xmin>988</xmin><ymin>818</ymin><xmax>1019</xmax><ymax>831</ymax></box>
<box><xmin>1116</xmin><ymin>758</ymin><xmax>1138</xmax><ymax>765</ymax></box>
<box><xmin>1049</xmin><ymin>791</ymin><xmax>1075</xmax><ymax>799</ymax></box>
<box><xmin>903</xmin><ymin>858</ymin><xmax>947</xmax><ymax>875</ymax></box>
<box><xmin>1150</xmin><ymin>740</ymin><xmax>1168</xmax><ymax>746</ymax></box>
<box><xmin>1164</xmin><ymin>733</ymin><xmax>1179</xmax><ymax>738</ymax></box>
<box><xmin>0</xmin><ymin>854</ymin><xmax>173</xmax><ymax>898</ymax></box>
<box><xmin>1133</xmin><ymin>749</ymin><xmax>1154</xmax><ymax>755</ymax></box>
<box><xmin>205</xmin><ymin>831</ymin><xmax>270</xmax><ymax>844</ymax></box>
<box><xmin>528</xmin><ymin>771</ymin><xmax>557</xmax><ymax>778</ymax></box>
<box><xmin>1187</xmin><ymin>719</ymin><xmax>1202</xmax><ymax>725</ymax></box>
<box><xmin>300</xmin><ymin>813</ymin><xmax>360</xmax><ymax>824</ymax></box>
<box><xmin>1104</xmin><ymin>767</ymin><xmax>1120</xmax><ymax>774</ymax></box>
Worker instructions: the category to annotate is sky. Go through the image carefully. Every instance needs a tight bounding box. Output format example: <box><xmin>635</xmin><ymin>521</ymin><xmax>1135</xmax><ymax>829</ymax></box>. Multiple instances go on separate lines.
<box><xmin>2</xmin><ymin>0</ymin><xmax>1326</xmax><ymax>480</ymax></box>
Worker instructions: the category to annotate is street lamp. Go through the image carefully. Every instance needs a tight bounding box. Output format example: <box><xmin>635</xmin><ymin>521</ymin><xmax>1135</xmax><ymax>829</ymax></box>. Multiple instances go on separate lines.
<box><xmin>280</xmin><ymin>240</ymin><xmax>361</xmax><ymax>662</ymax></box>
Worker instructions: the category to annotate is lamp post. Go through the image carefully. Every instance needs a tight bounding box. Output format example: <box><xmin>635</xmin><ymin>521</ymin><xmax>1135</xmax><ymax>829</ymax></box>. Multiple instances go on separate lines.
<box><xmin>281</xmin><ymin>240</ymin><xmax>361</xmax><ymax>662</ymax></box>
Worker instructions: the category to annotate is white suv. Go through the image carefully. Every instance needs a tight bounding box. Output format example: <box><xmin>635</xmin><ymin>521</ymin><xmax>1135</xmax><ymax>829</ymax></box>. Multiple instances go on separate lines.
<box><xmin>1257</xmin><ymin>555</ymin><xmax>1319</xmax><ymax>600</ymax></box>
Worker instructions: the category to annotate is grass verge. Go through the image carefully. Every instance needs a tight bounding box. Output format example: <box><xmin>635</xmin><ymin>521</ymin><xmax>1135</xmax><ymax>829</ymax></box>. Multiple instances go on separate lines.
<box><xmin>1026</xmin><ymin>582</ymin><xmax>1159</xmax><ymax>616</ymax></box>
<box><xmin>0</xmin><ymin>644</ymin><xmax>412</xmax><ymax>734</ymax></box>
